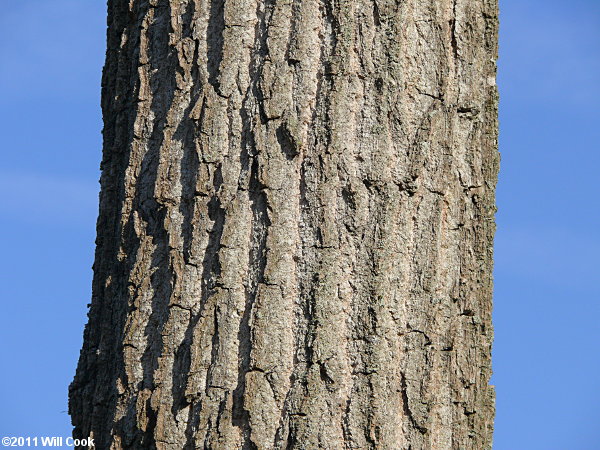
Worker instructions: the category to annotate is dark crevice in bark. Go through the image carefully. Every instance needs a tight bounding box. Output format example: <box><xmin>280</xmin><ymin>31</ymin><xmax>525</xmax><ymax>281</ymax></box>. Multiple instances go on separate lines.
<box><xmin>297</xmin><ymin>3</ymin><xmax>336</xmax><ymax>384</ymax></box>
<box><xmin>70</xmin><ymin>0</ymin><xmax>148</xmax><ymax>446</ymax></box>
<box><xmin>231</xmin><ymin>35</ymin><xmax>258</xmax><ymax>450</ymax></box>
<box><xmin>207</xmin><ymin>0</ymin><xmax>225</xmax><ymax>92</ymax></box>
<box><xmin>230</xmin><ymin>2</ymin><xmax>273</xmax><ymax>445</ymax></box>
<box><xmin>233</xmin><ymin>151</ymin><xmax>269</xmax><ymax>448</ymax></box>
<box><xmin>272</xmin><ymin>370</ymin><xmax>296</xmax><ymax>448</ymax></box>
<box><xmin>232</xmin><ymin>300</ymin><xmax>254</xmax><ymax>448</ymax></box>
<box><xmin>171</xmin><ymin>321</ymin><xmax>194</xmax><ymax>416</ymax></box>
<box><xmin>450</xmin><ymin>0</ymin><xmax>459</xmax><ymax>61</ymax></box>
<box><xmin>295</xmin><ymin>152</ymin><xmax>312</xmax><ymax>373</ymax></box>
<box><xmin>286</xmin><ymin>0</ymin><xmax>302</xmax><ymax>66</ymax></box>
<box><xmin>138</xmin><ymin>187</ymin><xmax>171</xmax><ymax>444</ymax></box>
<box><xmin>400</xmin><ymin>371</ymin><xmax>428</xmax><ymax>435</ymax></box>
<box><xmin>179</xmin><ymin>0</ymin><xmax>202</xmax><ymax>267</ymax></box>
<box><xmin>188</xmin><ymin>171</ymin><xmax>225</xmax><ymax>443</ymax></box>
<box><xmin>322</xmin><ymin>0</ymin><xmax>339</xmax><ymax>55</ymax></box>
<box><xmin>276</xmin><ymin>123</ymin><xmax>299</xmax><ymax>160</ymax></box>
<box><xmin>201</xmin><ymin>165</ymin><xmax>225</xmax><ymax>302</ymax></box>
<box><xmin>206</xmin><ymin>306</ymin><xmax>222</xmax><ymax>390</ymax></box>
<box><xmin>110</xmin><ymin>218</ymin><xmax>144</xmax><ymax>448</ymax></box>
<box><xmin>183</xmin><ymin>399</ymin><xmax>202</xmax><ymax>449</ymax></box>
<box><xmin>137</xmin><ymin>2</ymin><xmax>178</xmax><ymax>444</ymax></box>
<box><xmin>318</xmin><ymin>362</ymin><xmax>335</xmax><ymax>385</ymax></box>
<box><xmin>341</xmin><ymin>394</ymin><xmax>353</xmax><ymax>447</ymax></box>
<box><xmin>372</xmin><ymin>0</ymin><xmax>381</xmax><ymax>27</ymax></box>
<box><xmin>255</xmin><ymin>0</ymin><xmax>276</xmax><ymax>124</ymax></box>
<box><xmin>172</xmin><ymin>1</ymin><xmax>203</xmax><ymax>418</ymax></box>
<box><xmin>286</xmin><ymin>421</ymin><xmax>300</xmax><ymax>449</ymax></box>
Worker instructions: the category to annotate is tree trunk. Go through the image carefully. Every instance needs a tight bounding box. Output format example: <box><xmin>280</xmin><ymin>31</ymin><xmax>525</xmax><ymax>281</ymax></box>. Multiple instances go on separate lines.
<box><xmin>70</xmin><ymin>0</ymin><xmax>498</xmax><ymax>448</ymax></box>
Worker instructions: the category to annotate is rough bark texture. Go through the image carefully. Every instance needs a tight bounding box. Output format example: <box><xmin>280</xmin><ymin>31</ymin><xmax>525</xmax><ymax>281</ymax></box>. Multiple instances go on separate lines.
<box><xmin>70</xmin><ymin>0</ymin><xmax>498</xmax><ymax>448</ymax></box>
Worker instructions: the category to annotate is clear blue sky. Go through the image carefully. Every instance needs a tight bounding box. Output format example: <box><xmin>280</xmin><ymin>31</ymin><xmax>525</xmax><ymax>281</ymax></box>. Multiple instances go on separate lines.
<box><xmin>0</xmin><ymin>1</ymin><xmax>598</xmax><ymax>448</ymax></box>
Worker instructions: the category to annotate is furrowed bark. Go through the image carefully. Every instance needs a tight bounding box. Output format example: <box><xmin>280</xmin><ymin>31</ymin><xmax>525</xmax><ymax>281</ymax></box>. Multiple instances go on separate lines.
<box><xmin>70</xmin><ymin>0</ymin><xmax>499</xmax><ymax>448</ymax></box>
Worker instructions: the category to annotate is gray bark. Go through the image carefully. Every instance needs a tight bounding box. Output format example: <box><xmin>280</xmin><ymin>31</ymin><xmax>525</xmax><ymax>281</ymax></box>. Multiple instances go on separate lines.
<box><xmin>70</xmin><ymin>0</ymin><xmax>499</xmax><ymax>448</ymax></box>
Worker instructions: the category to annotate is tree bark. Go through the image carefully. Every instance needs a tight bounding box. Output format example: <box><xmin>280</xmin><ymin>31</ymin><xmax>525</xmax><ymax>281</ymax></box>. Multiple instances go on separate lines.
<box><xmin>70</xmin><ymin>0</ymin><xmax>498</xmax><ymax>448</ymax></box>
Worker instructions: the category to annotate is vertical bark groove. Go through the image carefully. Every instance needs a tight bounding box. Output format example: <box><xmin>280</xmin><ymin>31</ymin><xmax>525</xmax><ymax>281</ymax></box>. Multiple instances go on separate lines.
<box><xmin>71</xmin><ymin>0</ymin><xmax>499</xmax><ymax>448</ymax></box>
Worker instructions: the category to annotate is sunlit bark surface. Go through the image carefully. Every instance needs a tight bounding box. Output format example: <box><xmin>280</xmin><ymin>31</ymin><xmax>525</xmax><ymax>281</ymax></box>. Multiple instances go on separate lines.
<box><xmin>70</xmin><ymin>0</ymin><xmax>499</xmax><ymax>448</ymax></box>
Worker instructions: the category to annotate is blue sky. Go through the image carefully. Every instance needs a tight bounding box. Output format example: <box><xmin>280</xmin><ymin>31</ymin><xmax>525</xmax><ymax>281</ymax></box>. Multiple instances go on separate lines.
<box><xmin>0</xmin><ymin>1</ymin><xmax>598</xmax><ymax>448</ymax></box>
